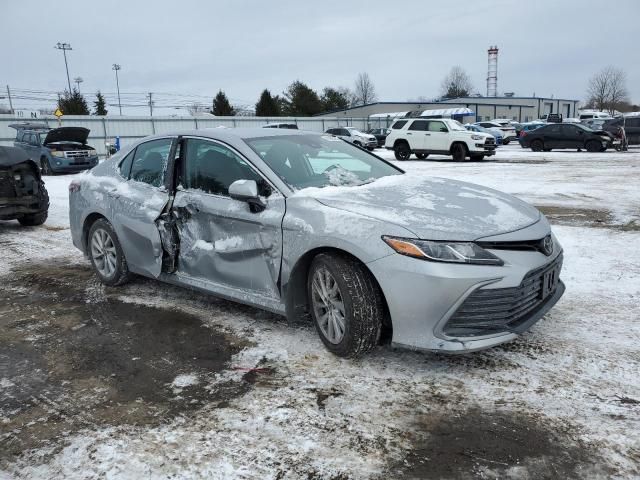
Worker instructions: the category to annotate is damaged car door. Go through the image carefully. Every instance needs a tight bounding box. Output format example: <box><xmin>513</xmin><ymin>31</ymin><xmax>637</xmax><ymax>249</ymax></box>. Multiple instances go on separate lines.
<box><xmin>111</xmin><ymin>137</ymin><xmax>174</xmax><ymax>278</ymax></box>
<box><xmin>170</xmin><ymin>137</ymin><xmax>285</xmax><ymax>304</ymax></box>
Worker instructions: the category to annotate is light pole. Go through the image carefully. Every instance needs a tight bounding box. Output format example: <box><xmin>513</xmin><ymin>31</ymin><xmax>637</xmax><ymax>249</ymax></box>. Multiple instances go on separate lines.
<box><xmin>74</xmin><ymin>76</ymin><xmax>83</xmax><ymax>92</ymax></box>
<box><xmin>112</xmin><ymin>64</ymin><xmax>122</xmax><ymax>115</ymax></box>
<box><xmin>54</xmin><ymin>42</ymin><xmax>73</xmax><ymax>93</ymax></box>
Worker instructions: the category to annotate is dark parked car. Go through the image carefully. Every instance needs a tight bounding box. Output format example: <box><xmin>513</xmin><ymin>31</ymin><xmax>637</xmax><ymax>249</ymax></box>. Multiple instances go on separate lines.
<box><xmin>519</xmin><ymin>123</ymin><xmax>612</xmax><ymax>152</ymax></box>
<box><xmin>10</xmin><ymin>123</ymin><xmax>99</xmax><ymax>175</ymax></box>
<box><xmin>367</xmin><ymin>128</ymin><xmax>391</xmax><ymax>147</ymax></box>
<box><xmin>602</xmin><ymin>116</ymin><xmax>640</xmax><ymax>145</ymax></box>
<box><xmin>0</xmin><ymin>146</ymin><xmax>49</xmax><ymax>226</ymax></box>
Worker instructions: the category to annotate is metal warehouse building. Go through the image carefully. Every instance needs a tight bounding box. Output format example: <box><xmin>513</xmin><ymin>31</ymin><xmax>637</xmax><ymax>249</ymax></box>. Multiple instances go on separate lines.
<box><xmin>316</xmin><ymin>96</ymin><xmax>580</xmax><ymax>123</ymax></box>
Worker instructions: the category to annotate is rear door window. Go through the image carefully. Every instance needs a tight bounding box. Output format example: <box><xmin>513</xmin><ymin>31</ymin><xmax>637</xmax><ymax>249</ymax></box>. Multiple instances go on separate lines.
<box><xmin>408</xmin><ymin>120</ymin><xmax>428</xmax><ymax>131</ymax></box>
<box><xmin>428</xmin><ymin>121</ymin><xmax>447</xmax><ymax>132</ymax></box>
<box><xmin>129</xmin><ymin>138</ymin><xmax>173</xmax><ymax>187</ymax></box>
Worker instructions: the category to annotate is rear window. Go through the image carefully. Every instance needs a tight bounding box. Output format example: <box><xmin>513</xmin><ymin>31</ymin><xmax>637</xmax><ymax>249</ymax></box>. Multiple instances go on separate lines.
<box><xmin>129</xmin><ymin>138</ymin><xmax>173</xmax><ymax>187</ymax></box>
<box><xmin>391</xmin><ymin>120</ymin><xmax>407</xmax><ymax>129</ymax></box>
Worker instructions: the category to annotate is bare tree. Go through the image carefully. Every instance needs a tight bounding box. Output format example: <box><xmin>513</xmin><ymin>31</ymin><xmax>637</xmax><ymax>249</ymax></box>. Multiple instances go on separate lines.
<box><xmin>353</xmin><ymin>72</ymin><xmax>378</xmax><ymax>106</ymax></box>
<box><xmin>187</xmin><ymin>102</ymin><xmax>206</xmax><ymax>115</ymax></box>
<box><xmin>440</xmin><ymin>66</ymin><xmax>474</xmax><ymax>99</ymax></box>
<box><xmin>586</xmin><ymin>66</ymin><xmax>629</xmax><ymax>114</ymax></box>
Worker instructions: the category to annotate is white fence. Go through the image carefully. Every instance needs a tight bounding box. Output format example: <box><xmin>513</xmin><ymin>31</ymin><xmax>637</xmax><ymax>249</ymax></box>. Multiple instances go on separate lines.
<box><xmin>0</xmin><ymin>115</ymin><xmax>393</xmax><ymax>156</ymax></box>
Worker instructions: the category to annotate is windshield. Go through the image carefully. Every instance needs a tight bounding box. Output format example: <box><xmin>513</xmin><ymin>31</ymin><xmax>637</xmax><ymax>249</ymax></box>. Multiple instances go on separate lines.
<box><xmin>244</xmin><ymin>134</ymin><xmax>402</xmax><ymax>190</ymax></box>
<box><xmin>449</xmin><ymin>121</ymin><xmax>466</xmax><ymax>131</ymax></box>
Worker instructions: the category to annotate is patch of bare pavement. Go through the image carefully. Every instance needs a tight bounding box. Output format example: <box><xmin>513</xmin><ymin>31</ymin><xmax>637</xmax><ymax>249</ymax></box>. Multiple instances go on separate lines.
<box><xmin>0</xmin><ymin>261</ymin><xmax>252</xmax><ymax>467</ymax></box>
<box><xmin>536</xmin><ymin>205</ymin><xmax>640</xmax><ymax>230</ymax></box>
<box><xmin>389</xmin><ymin>409</ymin><xmax>610</xmax><ymax>479</ymax></box>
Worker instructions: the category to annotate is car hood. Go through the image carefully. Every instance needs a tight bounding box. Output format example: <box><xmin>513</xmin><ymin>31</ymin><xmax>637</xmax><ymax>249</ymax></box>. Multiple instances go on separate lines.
<box><xmin>296</xmin><ymin>174</ymin><xmax>541</xmax><ymax>241</ymax></box>
<box><xmin>43</xmin><ymin>127</ymin><xmax>90</xmax><ymax>145</ymax></box>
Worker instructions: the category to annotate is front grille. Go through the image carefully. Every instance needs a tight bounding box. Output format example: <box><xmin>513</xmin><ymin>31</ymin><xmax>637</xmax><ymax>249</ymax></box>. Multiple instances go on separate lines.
<box><xmin>485</xmin><ymin>137</ymin><xmax>495</xmax><ymax>145</ymax></box>
<box><xmin>444</xmin><ymin>254</ymin><xmax>563</xmax><ymax>337</ymax></box>
<box><xmin>65</xmin><ymin>150</ymin><xmax>90</xmax><ymax>159</ymax></box>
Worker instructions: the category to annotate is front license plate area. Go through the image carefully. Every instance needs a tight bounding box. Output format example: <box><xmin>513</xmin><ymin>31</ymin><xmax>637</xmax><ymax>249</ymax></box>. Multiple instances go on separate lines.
<box><xmin>541</xmin><ymin>267</ymin><xmax>559</xmax><ymax>300</ymax></box>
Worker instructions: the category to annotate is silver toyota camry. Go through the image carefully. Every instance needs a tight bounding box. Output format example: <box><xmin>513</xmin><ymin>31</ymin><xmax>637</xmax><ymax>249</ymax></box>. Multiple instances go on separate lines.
<box><xmin>69</xmin><ymin>128</ymin><xmax>564</xmax><ymax>357</ymax></box>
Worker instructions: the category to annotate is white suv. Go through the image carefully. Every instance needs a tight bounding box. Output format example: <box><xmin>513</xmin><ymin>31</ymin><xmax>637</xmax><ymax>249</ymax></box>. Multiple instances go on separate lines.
<box><xmin>384</xmin><ymin>118</ymin><xmax>496</xmax><ymax>161</ymax></box>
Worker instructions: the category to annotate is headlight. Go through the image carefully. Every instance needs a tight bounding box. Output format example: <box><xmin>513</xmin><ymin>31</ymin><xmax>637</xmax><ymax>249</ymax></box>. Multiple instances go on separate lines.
<box><xmin>471</xmin><ymin>134</ymin><xmax>483</xmax><ymax>141</ymax></box>
<box><xmin>382</xmin><ymin>236</ymin><xmax>504</xmax><ymax>266</ymax></box>
<box><xmin>51</xmin><ymin>151</ymin><xmax>65</xmax><ymax>157</ymax></box>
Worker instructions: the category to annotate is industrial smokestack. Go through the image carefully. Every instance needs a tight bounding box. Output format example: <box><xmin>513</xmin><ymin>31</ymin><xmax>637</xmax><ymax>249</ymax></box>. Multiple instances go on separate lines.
<box><xmin>487</xmin><ymin>45</ymin><xmax>499</xmax><ymax>97</ymax></box>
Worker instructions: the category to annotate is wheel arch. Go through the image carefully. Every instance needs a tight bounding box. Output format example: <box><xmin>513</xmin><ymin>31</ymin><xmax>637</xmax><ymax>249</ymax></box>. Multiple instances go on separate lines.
<box><xmin>81</xmin><ymin>212</ymin><xmax>108</xmax><ymax>253</ymax></box>
<box><xmin>449</xmin><ymin>141</ymin><xmax>469</xmax><ymax>154</ymax></box>
<box><xmin>283</xmin><ymin>246</ymin><xmax>392</xmax><ymax>343</ymax></box>
<box><xmin>393</xmin><ymin>138</ymin><xmax>410</xmax><ymax>149</ymax></box>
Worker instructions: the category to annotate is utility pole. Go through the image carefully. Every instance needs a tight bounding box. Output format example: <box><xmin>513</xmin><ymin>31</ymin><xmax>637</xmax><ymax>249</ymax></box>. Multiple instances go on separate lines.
<box><xmin>74</xmin><ymin>76</ymin><xmax>83</xmax><ymax>92</ymax></box>
<box><xmin>147</xmin><ymin>92</ymin><xmax>153</xmax><ymax>116</ymax></box>
<box><xmin>112</xmin><ymin>64</ymin><xmax>122</xmax><ymax>115</ymax></box>
<box><xmin>54</xmin><ymin>42</ymin><xmax>73</xmax><ymax>93</ymax></box>
<box><xmin>6</xmin><ymin>85</ymin><xmax>13</xmax><ymax>113</ymax></box>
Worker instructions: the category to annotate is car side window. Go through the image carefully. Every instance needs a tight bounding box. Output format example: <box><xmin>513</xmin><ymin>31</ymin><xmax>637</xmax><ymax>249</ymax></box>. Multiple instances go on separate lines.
<box><xmin>429</xmin><ymin>121</ymin><xmax>447</xmax><ymax>132</ymax></box>
<box><xmin>183</xmin><ymin>138</ymin><xmax>263</xmax><ymax>197</ymax></box>
<box><xmin>119</xmin><ymin>149</ymin><xmax>135</xmax><ymax>178</ymax></box>
<box><xmin>391</xmin><ymin>120</ymin><xmax>407</xmax><ymax>129</ymax></box>
<box><xmin>15</xmin><ymin>131</ymin><xmax>24</xmax><ymax>142</ymax></box>
<box><xmin>129</xmin><ymin>138</ymin><xmax>173</xmax><ymax>187</ymax></box>
<box><xmin>341</xmin><ymin>129</ymin><xmax>351</xmax><ymax>136</ymax></box>
<box><xmin>408</xmin><ymin>120</ymin><xmax>428</xmax><ymax>131</ymax></box>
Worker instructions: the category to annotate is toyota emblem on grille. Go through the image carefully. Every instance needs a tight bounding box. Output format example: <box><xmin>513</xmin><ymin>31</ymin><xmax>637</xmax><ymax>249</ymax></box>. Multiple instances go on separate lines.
<box><xmin>542</xmin><ymin>235</ymin><xmax>554</xmax><ymax>256</ymax></box>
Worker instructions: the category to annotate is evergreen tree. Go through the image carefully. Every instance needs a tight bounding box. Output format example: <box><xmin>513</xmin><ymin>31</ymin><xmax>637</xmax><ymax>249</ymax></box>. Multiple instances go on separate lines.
<box><xmin>93</xmin><ymin>91</ymin><xmax>108</xmax><ymax>116</ymax></box>
<box><xmin>57</xmin><ymin>88</ymin><xmax>90</xmax><ymax>115</ymax></box>
<box><xmin>320</xmin><ymin>87</ymin><xmax>350</xmax><ymax>113</ymax></box>
<box><xmin>281</xmin><ymin>81</ymin><xmax>322</xmax><ymax>116</ymax></box>
<box><xmin>211</xmin><ymin>90</ymin><xmax>236</xmax><ymax>116</ymax></box>
<box><xmin>255</xmin><ymin>89</ymin><xmax>280</xmax><ymax>116</ymax></box>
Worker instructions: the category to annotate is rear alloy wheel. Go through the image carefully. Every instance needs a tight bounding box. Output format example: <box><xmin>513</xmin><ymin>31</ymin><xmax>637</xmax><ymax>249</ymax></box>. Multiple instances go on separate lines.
<box><xmin>451</xmin><ymin>143</ymin><xmax>467</xmax><ymax>162</ymax></box>
<box><xmin>88</xmin><ymin>218</ymin><xmax>131</xmax><ymax>286</ymax></box>
<box><xmin>308</xmin><ymin>253</ymin><xmax>383</xmax><ymax>357</ymax></box>
<box><xmin>394</xmin><ymin>142</ymin><xmax>411</xmax><ymax>161</ymax></box>
<box><xmin>586</xmin><ymin>140</ymin><xmax>601</xmax><ymax>152</ymax></box>
<box><xmin>41</xmin><ymin>156</ymin><xmax>53</xmax><ymax>175</ymax></box>
<box><xmin>531</xmin><ymin>140</ymin><xmax>544</xmax><ymax>152</ymax></box>
<box><xmin>415</xmin><ymin>153</ymin><xmax>428</xmax><ymax>160</ymax></box>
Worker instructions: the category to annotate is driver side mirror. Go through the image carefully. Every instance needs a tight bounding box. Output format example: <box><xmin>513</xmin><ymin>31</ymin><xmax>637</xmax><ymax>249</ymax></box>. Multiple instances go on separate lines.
<box><xmin>229</xmin><ymin>179</ymin><xmax>266</xmax><ymax>213</ymax></box>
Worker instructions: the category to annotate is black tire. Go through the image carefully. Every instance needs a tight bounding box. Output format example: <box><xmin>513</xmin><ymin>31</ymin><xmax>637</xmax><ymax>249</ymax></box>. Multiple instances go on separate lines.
<box><xmin>415</xmin><ymin>153</ymin><xmax>428</xmax><ymax>160</ymax></box>
<box><xmin>451</xmin><ymin>143</ymin><xmax>467</xmax><ymax>162</ymax></box>
<box><xmin>18</xmin><ymin>211</ymin><xmax>48</xmax><ymax>226</ymax></box>
<box><xmin>87</xmin><ymin>218</ymin><xmax>131</xmax><ymax>286</ymax></box>
<box><xmin>531</xmin><ymin>140</ymin><xmax>544</xmax><ymax>152</ymax></box>
<box><xmin>503</xmin><ymin>140</ymin><xmax>510</xmax><ymax>145</ymax></box>
<box><xmin>18</xmin><ymin>179</ymin><xmax>49</xmax><ymax>226</ymax></box>
<box><xmin>353</xmin><ymin>141</ymin><xmax>362</xmax><ymax>147</ymax></box>
<box><xmin>586</xmin><ymin>140</ymin><xmax>600</xmax><ymax>152</ymax></box>
<box><xmin>543</xmin><ymin>148</ymin><xmax>552</xmax><ymax>152</ymax></box>
<box><xmin>307</xmin><ymin>253</ymin><xmax>383</xmax><ymax>358</ymax></box>
<box><xmin>470</xmin><ymin>155</ymin><xmax>485</xmax><ymax>161</ymax></box>
<box><xmin>40</xmin><ymin>156</ymin><xmax>53</xmax><ymax>175</ymax></box>
<box><xmin>394</xmin><ymin>142</ymin><xmax>411</xmax><ymax>161</ymax></box>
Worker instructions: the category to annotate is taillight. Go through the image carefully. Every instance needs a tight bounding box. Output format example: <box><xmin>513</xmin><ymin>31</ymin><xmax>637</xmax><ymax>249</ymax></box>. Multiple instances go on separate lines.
<box><xmin>69</xmin><ymin>181</ymin><xmax>81</xmax><ymax>193</ymax></box>
<box><xmin>520</xmin><ymin>131</ymin><xmax>527</xmax><ymax>137</ymax></box>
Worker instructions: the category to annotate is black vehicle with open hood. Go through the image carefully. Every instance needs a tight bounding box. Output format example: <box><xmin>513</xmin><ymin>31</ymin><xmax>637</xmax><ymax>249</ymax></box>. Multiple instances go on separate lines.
<box><xmin>0</xmin><ymin>146</ymin><xmax>49</xmax><ymax>225</ymax></box>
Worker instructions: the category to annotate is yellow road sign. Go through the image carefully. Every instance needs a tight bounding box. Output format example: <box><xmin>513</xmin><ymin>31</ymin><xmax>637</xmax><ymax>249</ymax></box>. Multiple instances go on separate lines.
<box><xmin>54</xmin><ymin>108</ymin><xmax>63</xmax><ymax>118</ymax></box>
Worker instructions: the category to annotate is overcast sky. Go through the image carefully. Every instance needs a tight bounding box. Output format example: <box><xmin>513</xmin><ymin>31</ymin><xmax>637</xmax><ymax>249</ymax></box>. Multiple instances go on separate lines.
<box><xmin>1</xmin><ymin>0</ymin><xmax>638</xmax><ymax>115</ymax></box>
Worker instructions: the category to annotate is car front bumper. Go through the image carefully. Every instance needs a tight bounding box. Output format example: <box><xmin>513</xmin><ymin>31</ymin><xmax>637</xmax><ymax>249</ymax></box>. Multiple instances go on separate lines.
<box><xmin>367</xmin><ymin>240</ymin><xmax>564</xmax><ymax>353</ymax></box>
<box><xmin>0</xmin><ymin>195</ymin><xmax>43</xmax><ymax>219</ymax></box>
<box><xmin>50</xmin><ymin>156</ymin><xmax>99</xmax><ymax>173</ymax></box>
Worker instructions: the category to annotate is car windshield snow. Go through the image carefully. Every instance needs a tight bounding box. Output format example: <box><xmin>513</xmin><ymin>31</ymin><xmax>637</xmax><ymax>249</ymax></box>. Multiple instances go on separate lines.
<box><xmin>449</xmin><ymin>121</ymin><xmax>467</xmax><ymax>131</ymax></box>
<box><xmin>245</xmin><ymin>134</ymin><xmax>402</xmax><ymax>190</ymax></box>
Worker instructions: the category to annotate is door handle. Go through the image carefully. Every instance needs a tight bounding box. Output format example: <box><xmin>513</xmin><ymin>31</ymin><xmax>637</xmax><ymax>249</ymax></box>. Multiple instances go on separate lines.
<box><xmin>424</xmin><ymin>133</ymin><xmax>431</xmax><ymax>135</ymax></box>
<box><xmin>406</xmin><ymin>132</ymin><xmax>412</xmax><ymax>135</ymax></box>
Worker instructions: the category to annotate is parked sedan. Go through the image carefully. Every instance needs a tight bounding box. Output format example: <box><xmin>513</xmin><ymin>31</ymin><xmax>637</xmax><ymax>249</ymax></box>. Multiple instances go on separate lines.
<box><xmin>325</xmin><ymin>127</ymin><xmax>377</xmax><ymax>150</ymax></box>
<box><xmin>520</xmin><ymin>123</ymin><xmax>612</xmax><ymax>152</ymax></box>
<box><xmin>367</xmin><ymin>128</ymin><xmax>391</xmax><ymax>147</ymax></box>
<box><xmin>70</xmin><ymin>128</ymin><xmax>564</xmax><ymax>357</ymax></box>
<box><xmin>464</xmin><ymin>124</ymin><xmax>503</xmax><ymax>145</ymax></box>
<box><xmin>475</xmin><ymin>121</ymin><xmax>517</xmax><ymax>144</ymax></box>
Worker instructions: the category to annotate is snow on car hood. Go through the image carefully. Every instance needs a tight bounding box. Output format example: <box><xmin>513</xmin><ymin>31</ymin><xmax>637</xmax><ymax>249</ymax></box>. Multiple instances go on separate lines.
<box><xmin>294</xmin><ymin>174</ymin><xmax>541</xmax><ymax>241</ymax></box>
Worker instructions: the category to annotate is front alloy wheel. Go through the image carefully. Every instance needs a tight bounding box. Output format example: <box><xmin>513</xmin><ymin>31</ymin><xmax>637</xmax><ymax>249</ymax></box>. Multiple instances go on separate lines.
<box><xmin>307</xmin><ymin>253</ymin><xmax>384</xmax><ymax>357</ymax></box>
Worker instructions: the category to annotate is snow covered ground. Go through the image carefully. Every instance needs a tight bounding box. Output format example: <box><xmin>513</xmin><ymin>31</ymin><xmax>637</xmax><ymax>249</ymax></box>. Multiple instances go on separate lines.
<box><xmin>1</xmin><ymin>145</ymin><xmax>639</xmax><ymax>479</ymax></box>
